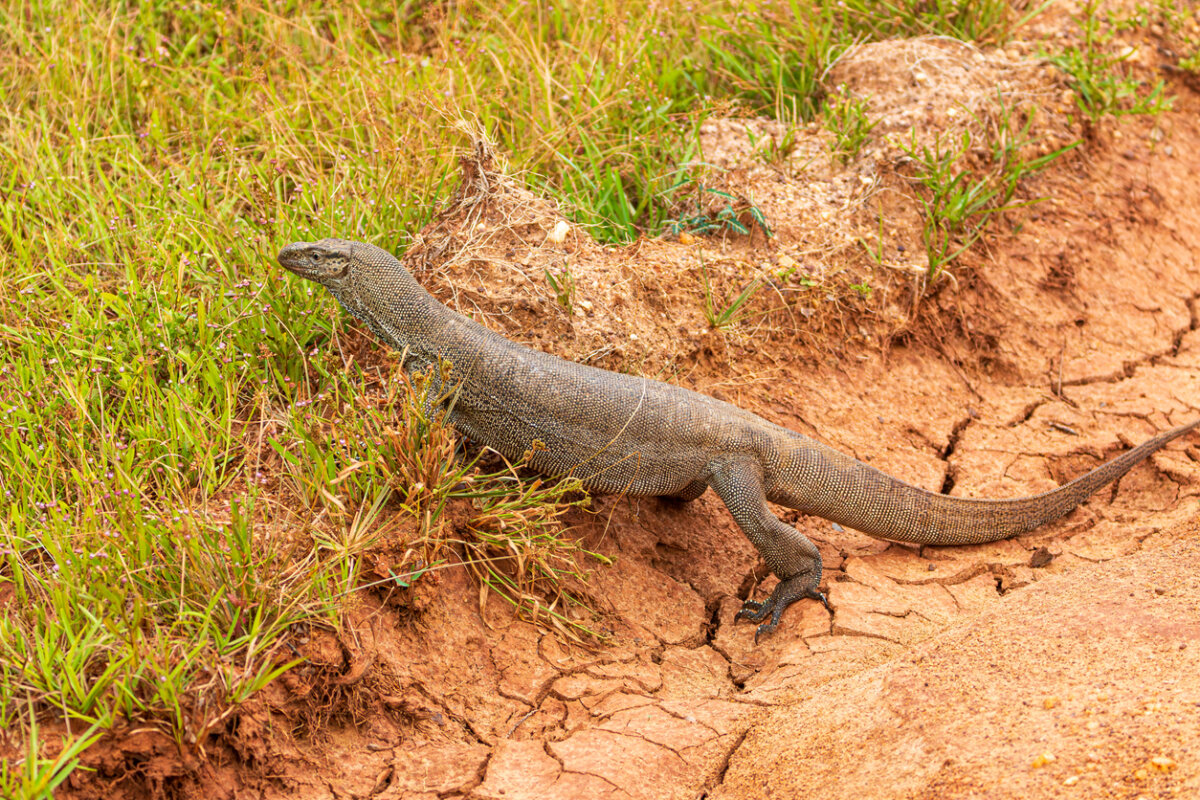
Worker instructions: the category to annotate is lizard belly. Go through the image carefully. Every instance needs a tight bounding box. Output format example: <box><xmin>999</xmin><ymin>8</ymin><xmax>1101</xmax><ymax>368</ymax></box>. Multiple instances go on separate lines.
<box><xmin>447</xmin><ymin>391</ymin><xmax>710</xmax><ymax>496</ymax></box>
<box><xmin>433</xmin><ymin>339</ymin><xmax>756</xmax><ymax>497</ymax></box>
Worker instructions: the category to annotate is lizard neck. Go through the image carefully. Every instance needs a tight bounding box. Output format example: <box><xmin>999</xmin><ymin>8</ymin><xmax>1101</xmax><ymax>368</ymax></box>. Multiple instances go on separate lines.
<box><xmin>342</xmin><ymin>268</ymin><xmax>485</xmax><ymax>372</ymax></box>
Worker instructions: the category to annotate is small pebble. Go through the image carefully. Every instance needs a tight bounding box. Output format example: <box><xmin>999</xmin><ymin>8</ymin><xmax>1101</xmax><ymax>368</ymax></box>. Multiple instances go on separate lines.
<box><xmin>548</xmin><ymin>220</ymin><xmax>570</xmax><ymax>244</ymax></box>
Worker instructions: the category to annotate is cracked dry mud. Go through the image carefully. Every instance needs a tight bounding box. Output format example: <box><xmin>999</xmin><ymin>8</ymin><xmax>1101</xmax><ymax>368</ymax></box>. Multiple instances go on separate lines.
<box><xmin>69</xmin><ymin>75</ymin><xmax>1200</xmax><ymax>800</ymax></box>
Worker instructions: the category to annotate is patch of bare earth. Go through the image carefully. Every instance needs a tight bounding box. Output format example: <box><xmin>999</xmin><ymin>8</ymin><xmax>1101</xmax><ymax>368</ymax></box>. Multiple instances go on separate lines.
<box><xmin>62</xmin><ymin>38</ymin><xmax>1200</xmax><ymax>800</ymax></box>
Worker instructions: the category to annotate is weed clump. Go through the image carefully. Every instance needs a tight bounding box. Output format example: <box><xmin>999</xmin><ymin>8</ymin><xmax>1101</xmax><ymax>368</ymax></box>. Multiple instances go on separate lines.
<box><xmin>280</xmin><ymin>360</ymin><xmax>606</xmax><ymax>640</ymax></box>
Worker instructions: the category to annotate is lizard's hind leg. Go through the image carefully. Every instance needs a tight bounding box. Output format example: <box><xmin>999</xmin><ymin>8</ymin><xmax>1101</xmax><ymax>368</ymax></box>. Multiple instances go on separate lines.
<box><xmin>708</xmin><ymin>459</ymin><xmax>827</xmax><ymax>641</ymax></box>
<box><xmin>667</xmin><ymin>479</ymin><xmax>708</xmax><ymax>502</ymax></box>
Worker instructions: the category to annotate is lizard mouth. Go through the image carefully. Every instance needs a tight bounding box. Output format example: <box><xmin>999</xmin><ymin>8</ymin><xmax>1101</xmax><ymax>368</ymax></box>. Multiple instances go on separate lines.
<box><xmin>277</xmin><ymin>241</ymin><xmax>349</xmax><ymax>281</ymax></box>
<box><xmin>277</xmin><ymin>241</ymin><xmax>317</xmax><ymax>276</ymax></box>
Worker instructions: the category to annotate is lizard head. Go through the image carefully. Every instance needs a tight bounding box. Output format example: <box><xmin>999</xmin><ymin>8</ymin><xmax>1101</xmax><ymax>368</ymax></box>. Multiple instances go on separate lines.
<box><xmin>277</xmin><ymin>238</ymin><xmax>436</xmax><ymax>341</ymax></box>
<box><xmin>277</xmin><ymin>238</ymin><xmax>356</xmax><ymax>291</ymax></box>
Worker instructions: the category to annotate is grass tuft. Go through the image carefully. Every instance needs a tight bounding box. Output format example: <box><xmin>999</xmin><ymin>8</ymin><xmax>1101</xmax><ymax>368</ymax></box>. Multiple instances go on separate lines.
<box><xmin>1050</xmin><ymin>0</ymin><xmax>1173</xmax><ymax>123</ymax></box>
<box><xmin>896</xmin><ymin>92</ymin><xmax>1079</xmax><ymax>284</ymax></box>
<box><xmin>273</xmin><ymin>359</ymin><xmax>606</xmax><ymax>638</ymax></box>
<box><xmin>824</xmin><ymin>85</ymin><xmax>879</xmax><ymax>164</ymax></box>
<box><xmin>0</xmin><ymin>715</ymin><xmax>103</xmax><ymax>800</ymax></box>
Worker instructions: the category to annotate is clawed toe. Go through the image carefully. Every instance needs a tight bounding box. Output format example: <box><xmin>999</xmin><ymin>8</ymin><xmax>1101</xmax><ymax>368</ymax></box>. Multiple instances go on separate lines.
<box><xmin>735</xmin><ymin>598</ymin><xmax>771</xmax><ymax>623</ymax></box>
<box><xmin>754</xmin><ymin>618</ymin><xmax>780</xmax><ymax>644</ymax></box>
<box><xmin>815</xmin><ymin>591</ymin><xmax>831</xmax><ymax>612</ymax></box>
<box><xmin>735</xmin><ymin>569</ymin><xmax>825</xmax><ymax>641</ymax></box>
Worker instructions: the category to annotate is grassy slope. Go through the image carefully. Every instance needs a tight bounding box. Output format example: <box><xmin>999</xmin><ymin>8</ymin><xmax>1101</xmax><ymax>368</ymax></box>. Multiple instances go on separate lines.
<box><xmin>0</xmin><ymin>0</ymin><xmax>1186</xmax><ymax>794</ymax></box>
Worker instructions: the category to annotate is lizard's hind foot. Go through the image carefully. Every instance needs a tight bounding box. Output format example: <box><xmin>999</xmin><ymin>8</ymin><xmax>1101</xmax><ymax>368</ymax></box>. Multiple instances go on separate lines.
<box><xmin>736</xmin><ymin>574</ymin><xmax>828</xmax><ymax>642</ymax></box>
<box><xmin>735</xmin><ymin>598</ymin><xmax>771</xmax><ymax>623</ymax></box>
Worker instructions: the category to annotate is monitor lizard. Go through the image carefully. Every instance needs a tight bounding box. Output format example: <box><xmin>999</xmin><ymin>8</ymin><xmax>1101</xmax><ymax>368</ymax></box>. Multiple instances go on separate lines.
<box><xmin>278</xmin><ymin>238</ymin><xmax>1199</xmax><ymax>639</ymax></box>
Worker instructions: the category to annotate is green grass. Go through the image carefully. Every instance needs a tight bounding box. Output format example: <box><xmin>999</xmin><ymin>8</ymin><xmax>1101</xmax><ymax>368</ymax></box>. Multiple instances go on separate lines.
<box><xmin>544</xmin><ymin>263</ymin><xmax>577</xmax><ymax>317</ymax></box>
<box><xmin>2</xmin><ymin>496</ymin><xmax>323</xmax><ymax>741</ymax></box>
<box><xmin>0</xmin><ymin>0</ymin><xmax>1164</xmax><ymax>793</ymax></box>
<box><xmin>666</xmin><ymin>184</ymin><xmax>772</xmax><ymax>239</ymax></box>
<box><xmin>1050</xmin><ymin>0</ymin><xmax>1173</xmax><ymax>123</ymax></box>
<box><xmin>699</xmin><ymin>255</ymin><xmax>795</xmax><ymax>330</ymax></box>
<box><xmin>834</xmin><ymin>0</ymin><xmax>1053</xmax><ymax>42</ymax></box>
<box><xmin>896</xmin><ymin>92</ymin><xmax>1080</xmax><ymax>284</ymax></box>
<box><xmin>0</xmin><ymin>715</ymin><xmax>102</xmax><ymax>800</ymax></box>
<box><xmin>824</xmin><ymin>85</ymin><xmax>879</xmax><ymax>164</ymax></box>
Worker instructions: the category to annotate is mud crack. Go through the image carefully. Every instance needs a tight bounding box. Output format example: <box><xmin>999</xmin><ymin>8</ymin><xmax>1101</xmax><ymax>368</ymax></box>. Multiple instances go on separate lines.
<box><xmin>699</xmin><ymin>726</ymin><xmax>751</xmax><ymax>800</ymax></box>
<box><xmin>1166</xmin><ymin>291</ymin><xmax>1200</xmax><ymax>358</ymax></box>
<box><xmin>1065</xmin><ymin>289</ymin><xmax>1199</xmax><ymax>384</ymax></box>
<box><xmin>938</xmin><ymin>413</ymin><xmax>975</xmax><ymax>495</ymax></box>
<box><xmin>540</xmin><ymin>740</ymin><xmax>632</xmax><ymax>793</ymax></box>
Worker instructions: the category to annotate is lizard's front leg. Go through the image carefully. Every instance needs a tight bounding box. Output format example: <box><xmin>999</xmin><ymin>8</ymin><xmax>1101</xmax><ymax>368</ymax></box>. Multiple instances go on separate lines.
<box><xmin>708</xmin><ymin>459</ymin><xmax>827</xmax><ymax>641</ymax></box>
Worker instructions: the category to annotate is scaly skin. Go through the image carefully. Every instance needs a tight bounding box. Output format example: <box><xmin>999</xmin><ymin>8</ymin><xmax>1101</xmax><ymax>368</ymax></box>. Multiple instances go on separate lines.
<box><xmin>278</xmin><ymin>238</ymin><xmax>1200</xmax><ymax>639</ymax></box>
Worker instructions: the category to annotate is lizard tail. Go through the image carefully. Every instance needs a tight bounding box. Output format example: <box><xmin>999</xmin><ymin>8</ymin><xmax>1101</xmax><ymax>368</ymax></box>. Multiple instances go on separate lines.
<box><xmin>771</xmin><ymin>419</ymin><xmax>1200</xmax><ymax>546</ymax></box>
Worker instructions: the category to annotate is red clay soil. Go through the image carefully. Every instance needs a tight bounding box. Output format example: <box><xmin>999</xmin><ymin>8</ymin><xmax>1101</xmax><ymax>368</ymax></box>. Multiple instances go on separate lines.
<box><xmin>61</xmin><ymin>55</ymin><xmax>1200</xmax><ymax>800</ymax></box>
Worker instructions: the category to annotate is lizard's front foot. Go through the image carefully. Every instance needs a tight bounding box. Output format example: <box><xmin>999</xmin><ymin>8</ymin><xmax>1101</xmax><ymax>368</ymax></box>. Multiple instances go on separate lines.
<box><xmin>735</xmin><ymin>571</ymin><xmax>828</xmax><ymax>643</ymax></box>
